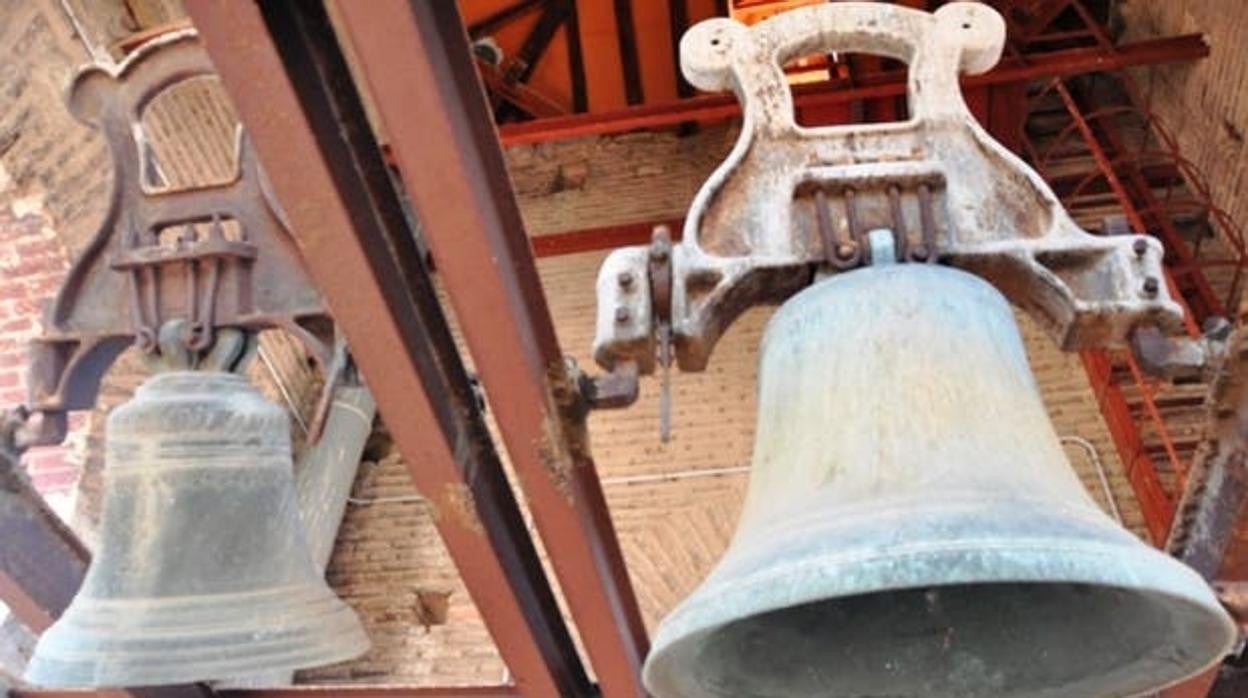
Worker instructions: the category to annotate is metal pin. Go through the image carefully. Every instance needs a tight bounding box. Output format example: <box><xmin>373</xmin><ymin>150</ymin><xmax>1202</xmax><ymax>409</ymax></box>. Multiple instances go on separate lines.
<box><xmin>887</xmin><ymin>185</ymin><xmax>906</xmax><ymax>262</ymax></box>
<box><xmin>658</xmin><ymin>323</ymin><xmax>672</xmax><ymax>443</ymax></box>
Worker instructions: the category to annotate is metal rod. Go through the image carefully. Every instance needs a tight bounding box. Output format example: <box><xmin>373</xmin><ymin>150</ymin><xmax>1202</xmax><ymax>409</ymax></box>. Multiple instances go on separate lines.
<box><xmin>1060</xmin><ymin>435</ymin><xmax>1123</xmax><ymax>524</ymax></box>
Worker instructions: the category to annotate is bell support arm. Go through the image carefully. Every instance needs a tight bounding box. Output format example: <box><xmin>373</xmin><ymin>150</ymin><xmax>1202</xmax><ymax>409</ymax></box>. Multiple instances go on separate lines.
<box><xmin>15</xmin><ymin>31</ymin><xmax>335</xmax><ymax>449</ymax></box>
<box><xmin>592</xmin><ymin>2</ymin><xmax>1184</xmax><ymax>375</ymax></box>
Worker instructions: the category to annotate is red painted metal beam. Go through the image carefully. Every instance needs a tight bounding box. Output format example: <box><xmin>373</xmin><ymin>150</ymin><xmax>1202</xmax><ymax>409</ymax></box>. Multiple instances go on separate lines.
<box><xmin>496</xmin><ymin>33</ymin><xmax>1208</xmax><ymax>145</ymax></box>
<box><xmin>329</xmin><ymin>3</ymin><xmax>649</xmax><ymax>697</ymax></box>
<box><xmin>532</xmin><ymin>217</ymin><xmax>684</xmax><ymax>258</ymax></box>
<box><xmin>0</xmin><ymin>454</ymin><xmax>88</xmax><ymax>635</ymax></box>
<box><xmin>182</xmin><ymin>3</ymin><xmax>591</xmax><ymax>696</ymax></box>
<box><xmin>1080</xmin><ymin>351</ymin><xmax>1175</xmax><ymax>545</ymax></box>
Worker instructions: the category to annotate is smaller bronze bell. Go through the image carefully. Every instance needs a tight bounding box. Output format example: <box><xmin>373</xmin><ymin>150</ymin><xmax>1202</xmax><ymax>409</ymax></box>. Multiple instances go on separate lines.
<box><xmin>26</xmin><ymin>371</ymin><xmax>368</xmax><ymax>686</ymax></box>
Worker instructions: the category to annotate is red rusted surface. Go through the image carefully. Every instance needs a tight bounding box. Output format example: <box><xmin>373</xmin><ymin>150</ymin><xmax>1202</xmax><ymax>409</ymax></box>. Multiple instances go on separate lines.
<box><xmin>1080</xmin><ymin>350</ymin><xmax>1175</xmax><ymax>545</ymax></box>
<box><xmin>0</xmin><ymin>444</ymin><xmax>89</xmax><ymax>634</ymax></box>
<box><xmin>329</xmin><ymin>3</ymin><xmax>648</xmax><ymax>696</ymax></box>
<box><xmin>532</xmin><ymin>218</ymin><xmax>684</xmax><ymax>258</ymax></box>
<box><xmin>182</xmin><ymin>3</ymin><xmax>590</xmax><ymax>695</ymax></box>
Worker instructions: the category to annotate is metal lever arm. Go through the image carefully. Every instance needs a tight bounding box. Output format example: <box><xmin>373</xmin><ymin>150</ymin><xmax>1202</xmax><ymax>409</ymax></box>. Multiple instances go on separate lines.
<box><xmin>592</xmin><ymin>2</ymin><xmax>1183</xmax><ymax>374</ymax></box>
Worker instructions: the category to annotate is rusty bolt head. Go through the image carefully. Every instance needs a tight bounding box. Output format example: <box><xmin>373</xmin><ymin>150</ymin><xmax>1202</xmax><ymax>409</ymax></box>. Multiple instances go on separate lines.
<box><xmin>1143</xmin><ymin>277</ymin><xmax>1160</xmax><ymax>296</ymax></box>
<box><xmin>617</xmin><ymin>271</ymin><xmax>635</xmax><ymax>289</ymax></box>
<box><xmin>650</xmin><ymin>245</ymin><xmax>669</xmax><ymax>263</ymax></box>
<box><xmin>835</xmin><ymin>242</ymin><xmax>857</xmax><ymax>260</ymax></box>
<box><xmin>1133</xmin><ymin>237</ymin><xmax>1149</xmax><ymax>257</ymax></box>
<box><xmin>910</xmin><ymin>244</ymin><xmax>929</xmax><ymax>261</ymax></box>
<box><xmin>614</xmin><ymin>307</ymin><xmax>631</xmax><ymax>324</ymax></box>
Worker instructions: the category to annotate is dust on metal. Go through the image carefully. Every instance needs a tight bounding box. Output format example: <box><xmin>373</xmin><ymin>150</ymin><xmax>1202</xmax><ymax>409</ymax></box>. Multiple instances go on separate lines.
<box><xmin>1167</xmin><ymin>328</ymin><xmax>1248</xmax><ymax>579</ymax></box>
<box><xmin>17</xmin><ymin>31</ymin><xmax>332</xmax><ymax>450</ymax></box>
<box><xmin>591</xmin><ymin>2</ymin><xmax>1185</xmax><ymax>378</ymax></box>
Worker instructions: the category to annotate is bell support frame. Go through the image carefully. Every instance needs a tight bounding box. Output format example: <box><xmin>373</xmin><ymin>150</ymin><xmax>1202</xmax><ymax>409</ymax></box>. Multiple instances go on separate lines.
<box><xmin>591</xmin><ymin>2</ymin><xmax>1184</xmax><ymax>376</ymax></box>
<box><xmin>16</xmin><ymin>31</ymin><xmax>334</xmax><ymax>450</ymax></box>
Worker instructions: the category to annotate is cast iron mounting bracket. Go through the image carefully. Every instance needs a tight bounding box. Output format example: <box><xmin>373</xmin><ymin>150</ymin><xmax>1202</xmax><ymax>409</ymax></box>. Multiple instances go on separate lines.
<box><xmin>591</xmin><ymin>2</ymin><xmax>1185</xmax><ymax>377</ymax></box>
<box><xmin>15</xmin><ymin>31</ymin><xmax>334</xmax><ymax>449</ymax></box>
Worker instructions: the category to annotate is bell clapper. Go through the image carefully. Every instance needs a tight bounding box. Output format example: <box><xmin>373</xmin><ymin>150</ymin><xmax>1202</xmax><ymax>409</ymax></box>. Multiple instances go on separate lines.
<box><xmin>658</xmin><ymin>322</ymin><xmax>672</xmax><ymax>443</ymax></box>
<box><xmin>650</xmin><ymin>225</ymin><xmax>675</xmax><ymax>443</ymax></box>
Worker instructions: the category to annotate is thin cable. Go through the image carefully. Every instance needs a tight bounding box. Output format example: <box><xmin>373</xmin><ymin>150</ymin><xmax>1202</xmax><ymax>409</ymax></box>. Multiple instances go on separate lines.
<box><xmin>345</xmin><ymin>436</ymin><xmax>1122</xmax><ymax>519</ymax></box>
<box><xmin>1061</xmin><ymin>434</ymin><xmax>1123</xmax><ymax>523</ymax></box>
<box><xmin>257</xmin><ymin>344</ymin><xmax>310</xmax><ymax>436</ymax></box>
<box><xmin>57</xmin><ymin>0</ymin><xmax>111</xmax><ymax>65</ymax></box>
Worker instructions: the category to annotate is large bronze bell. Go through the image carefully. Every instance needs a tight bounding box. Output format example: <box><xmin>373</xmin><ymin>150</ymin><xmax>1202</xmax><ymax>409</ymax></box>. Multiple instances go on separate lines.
<box><xmin>644</xmin><ymin>262</ymin><xmax>1237</xmax><ymax>697</ymax></box>
<box><xmin>25</xmin><ymin>370</ymin><xmax>368</xmax><ymax>686</ymax></box>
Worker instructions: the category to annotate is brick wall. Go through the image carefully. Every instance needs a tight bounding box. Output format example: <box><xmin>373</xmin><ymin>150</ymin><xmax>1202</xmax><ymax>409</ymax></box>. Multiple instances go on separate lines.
<box><xmin>1120</xmin><ymin>1</ymin><xmax>1248</xmax><ymax>242</ymax></box>
<box><xmin>0</xmin><ymin>0</ymin><xmax>109</xmax><ymax>510</ymax></box>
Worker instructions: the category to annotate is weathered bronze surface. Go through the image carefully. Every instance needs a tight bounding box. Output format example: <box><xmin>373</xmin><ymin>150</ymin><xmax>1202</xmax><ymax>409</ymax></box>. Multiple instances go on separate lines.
<box><xmin>644</xmin><ymin>262</ymin><xmax>1234</xmax><ymax>698</ymax></box>
<box><xmin>592</xmin><ymin>2</ymin><xmax>1183</xmax><ymax>377</ymax></box>
<box><xmin>25</xmin><ymin>370</ymin><xmax>367</xmax><ymax>686</ymax></box>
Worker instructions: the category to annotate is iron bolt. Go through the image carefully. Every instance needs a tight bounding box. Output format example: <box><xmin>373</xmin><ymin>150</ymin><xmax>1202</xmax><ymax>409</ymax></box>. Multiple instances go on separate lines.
<box><xmin>650</xmin><ymin>246</ymin><xmax>669</xmax><ymax>263</ymax></box>
<box><xmin>617</xmin><ymin>271</ymin><xmax>635</xmax><ymax>289</ymax></box>
<box><xmin>835</xmin><ymin>243</ymin><xmax>857</xmax><ymax>260</ymax></box>
<box><xmin>614</xmin><ymin>307</ymin><xmax>631</xmax><ymax>324</ymax></box>
<box><xmin>911</xmin><ymin>244</ymin><xmax>929</xmax><ymax>261</ymax></box>
<box><xmin>1143</xmin><ymin>277</ymin><xmax>1160</xmax><ymax>296</ymax></box>
<box><xmin>1133</xmin><ymin>238</ymin><xmax>1149</xmax><ymax>257</ymax></box>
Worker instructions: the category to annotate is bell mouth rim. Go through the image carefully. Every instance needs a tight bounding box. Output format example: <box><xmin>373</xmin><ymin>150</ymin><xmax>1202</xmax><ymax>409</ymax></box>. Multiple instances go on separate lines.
<box><xmin>644</xmin><ymin>538</ymin><xmax>1237</xmax><ymax>698</ymax></box>
<box><xmin>24</xmin><ymin>583</ymin><xmax>369</xmax><ymax>687</ymax></box>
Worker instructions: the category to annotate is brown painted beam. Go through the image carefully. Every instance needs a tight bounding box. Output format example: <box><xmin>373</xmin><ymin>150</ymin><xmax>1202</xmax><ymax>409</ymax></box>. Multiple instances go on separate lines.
<box><xmin>0</xmin><ymin>448</ymin><xmax>88</xmax><ymax>635</ymax></box>
<box><xmin>329</xmin><ymin>2</ymin><xmax>649</xmax><ymax>696</ymax></box>
<box><xmin>497</xmin><ymin>33</ymin><xmax>1208</xmax><ymax>145</ymax></box>
<box><xmin>181</xmin><ymin>2</ymin><xmax>590</xmax><ymax>696</ymax></box>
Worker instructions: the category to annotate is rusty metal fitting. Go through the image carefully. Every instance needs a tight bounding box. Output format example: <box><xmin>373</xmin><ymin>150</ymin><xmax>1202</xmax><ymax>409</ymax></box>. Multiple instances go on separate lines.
<box><xmin>1143</xmin><ymin>277</ymin><xmax>1160</xmax><ymax>297</ymax></box>
<box><xmin>614</xmin><ymin>307</ymin><xmax>631</xmax><ymax>324</ymax></box>
<box><xmin>1133</xmin><ymin>237</ymin><xmax>1149</xmax><ymax>257</ymax></box>
<box><xmin>617</xmin><ymin>271</ymin><xmax>635</xmax><ymax>290</ymax></box>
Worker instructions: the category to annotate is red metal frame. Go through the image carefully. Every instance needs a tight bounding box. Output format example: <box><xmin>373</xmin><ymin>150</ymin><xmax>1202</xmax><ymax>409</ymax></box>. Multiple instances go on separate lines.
<box><xmin>183</xmin><ymin>3</ymin><xmax>593</xmax><ymax>695</ymax></box>
<box><xmin>2</xmin><ymin>3</ymin><xmax>1236</xmax><ymax>697</ymax></box>
<box><xmin>495</xmin><ymin>33</ymin><xmax>1207</xmax><ymax>145</ymax></box>
<box><xmin>1018</xmin><ymin>29</ymin><xmax>1247</xmax><ymax>555</ymax></box>
<box><xmin>328</xmin><ymin>3</ymin><xmax>649</xmax><ymax>696</ymax></box>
